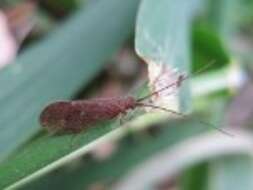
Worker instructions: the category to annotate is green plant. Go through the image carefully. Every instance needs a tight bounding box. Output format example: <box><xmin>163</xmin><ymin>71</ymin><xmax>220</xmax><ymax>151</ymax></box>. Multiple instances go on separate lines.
<box><xmin>0</xmin><ymin>0</ymin><xmax>253</xmax><ymax>189</ymax></box>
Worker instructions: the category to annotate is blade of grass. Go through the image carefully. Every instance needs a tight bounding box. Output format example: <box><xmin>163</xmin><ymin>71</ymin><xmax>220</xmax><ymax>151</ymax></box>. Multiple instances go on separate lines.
<box><xmin>112</xmin><ymin>130</ymin><xmax>253</xmax><ymax>190</ymax></box>
<box><xmin>10</xmin><ymin>116</ymin><xmax>211</xmax><ymax>190</ymax></box>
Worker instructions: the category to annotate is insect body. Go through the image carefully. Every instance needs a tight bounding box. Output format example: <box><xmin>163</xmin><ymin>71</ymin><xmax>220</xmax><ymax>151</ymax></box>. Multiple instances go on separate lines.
<box><xmin>40</xmin><ymin>71</ymin><xmax>186</xmax><ymax>134</ymax></box>
<box><xmin>40</xmin><ymin>97</ymin><xmax>137</xmax><ymax>133</ymax></box>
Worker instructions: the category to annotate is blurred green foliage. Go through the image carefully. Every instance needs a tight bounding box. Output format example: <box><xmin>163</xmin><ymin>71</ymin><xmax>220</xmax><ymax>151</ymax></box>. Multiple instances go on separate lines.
<box><xmin>0</xmin><ymin>0</ymin><xmax>253</xmax><ymax>189</ymax></box>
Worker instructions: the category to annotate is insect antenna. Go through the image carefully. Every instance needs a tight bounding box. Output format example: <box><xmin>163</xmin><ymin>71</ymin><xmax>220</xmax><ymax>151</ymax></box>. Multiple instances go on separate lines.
<box><xmin>137</xmin><ymin>60</ymin><xmax>216</xmax><ymax>102</ymax></box>
<box><xmin>136</xmin><ymin>102</ymin><xmax>233</xmax><ymax>137</ymax></box>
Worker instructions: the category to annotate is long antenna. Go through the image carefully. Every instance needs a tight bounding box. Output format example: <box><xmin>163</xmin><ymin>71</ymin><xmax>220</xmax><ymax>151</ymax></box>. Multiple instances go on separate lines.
<box><xmin>136</xmin><ymin>102</ymin><xmax>234</xmax><ymax>137</ymax></box>
<box><xmin>137</xmin><ymin>60</ymin><xmax>216</xmax><ymax>102</ymax></box>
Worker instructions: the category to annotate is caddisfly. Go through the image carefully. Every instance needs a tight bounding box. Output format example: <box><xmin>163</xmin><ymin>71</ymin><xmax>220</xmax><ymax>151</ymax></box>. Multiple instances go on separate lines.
<box><xmin>40</xmin><ymin>67</ymin><xmax>232</xmax><ymax>136</ymax></box>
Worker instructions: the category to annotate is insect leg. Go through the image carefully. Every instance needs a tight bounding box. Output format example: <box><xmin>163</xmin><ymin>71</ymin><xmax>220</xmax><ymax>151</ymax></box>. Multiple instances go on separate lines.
<box><xmin>118</xmin><ymin>111</ymin><xmax>132</xmax><ymax>126</ymax></box>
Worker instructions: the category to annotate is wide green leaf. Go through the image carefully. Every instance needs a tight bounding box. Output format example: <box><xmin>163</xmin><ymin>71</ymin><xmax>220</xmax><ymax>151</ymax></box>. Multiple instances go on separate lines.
<box><xmin>135</xmin><ymin>0</ymin><xmax>204</xmax><ymax>112</ymax></box>
<box><xmin>0</xmin><ymin>0</ymin><xmax>140</xmax><ymax>161</ymax></box>
<box><xmin>12</xmin><ymin>116</ymin><xmax>211</xmax><ymax>190</ymax></box>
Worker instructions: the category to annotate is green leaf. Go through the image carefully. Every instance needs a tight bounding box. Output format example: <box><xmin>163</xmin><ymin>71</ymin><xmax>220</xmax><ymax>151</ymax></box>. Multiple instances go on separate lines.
<box><xmin>192</xmin><ymin>23</ymin><xmax>230</xmax><ymax>72</ymax></box>
<box><xmin>0</xmin><ymin>120</ymin><xmax>120</xmax><ymax>189</ymax></box>
<box><xmin>11</xmin><ymin>116</ymin><xmax>211</xmax><ymax>190</ymax></box>
<box><xmin>180</xmin><ymin>162</ymin><xmax>209</xmax><ymax>190</ymax></box>
<box><xmin>206</xmin><ymin>0</ymin><xmax>236</xmax><ymax>36</ymax></box>
<box><xmin>0</xmin><ymin>0</ymin><xmax>140</xmax><ymax>162</ymax></box>
<box><xmin>135</xmin><ymin>0</ymin><xmax>203</xmax><ymax>112</ymax></box>
<box><xmin>112</xmin><ymin>131</ymin><xmax>253</xmax><ymax>190</ymax></box>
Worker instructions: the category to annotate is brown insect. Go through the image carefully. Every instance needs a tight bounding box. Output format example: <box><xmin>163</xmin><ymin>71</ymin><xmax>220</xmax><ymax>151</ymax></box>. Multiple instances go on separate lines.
<box><xmin>40</xmin><ymin>75</ymin><xmax>186</xmax><ymax>134</ymax></box>
<box><xmin>40</xmin><ymin>65</ymin><xmax>232</xmax><ymax>136</ymax></box>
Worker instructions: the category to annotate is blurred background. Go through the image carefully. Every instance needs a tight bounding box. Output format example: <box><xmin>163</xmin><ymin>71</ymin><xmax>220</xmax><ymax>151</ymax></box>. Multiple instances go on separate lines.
<box><xmin>1</xmin><ymin>0</ymin><xmax>253</xmax><ymax>190</ymax></box>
